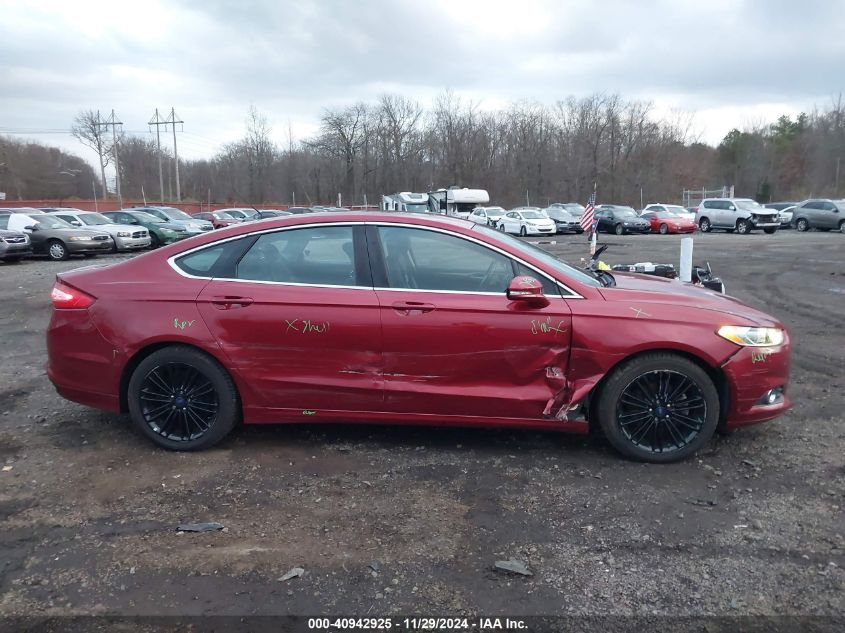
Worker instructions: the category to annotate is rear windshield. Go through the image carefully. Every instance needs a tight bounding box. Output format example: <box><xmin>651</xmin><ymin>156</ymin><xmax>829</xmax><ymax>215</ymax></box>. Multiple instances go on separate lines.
<box><xmin>521</xmin><ymin>211</ymin><xmax>546</xmax><ymax>219</ymax></box>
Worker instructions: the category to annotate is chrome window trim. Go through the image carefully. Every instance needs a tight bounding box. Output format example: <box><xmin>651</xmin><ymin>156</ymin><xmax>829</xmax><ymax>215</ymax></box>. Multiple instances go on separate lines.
<box><xmin>166</xmin><ymin>220</ymin><xmax>584</xmax><ymax>299</ymax></box>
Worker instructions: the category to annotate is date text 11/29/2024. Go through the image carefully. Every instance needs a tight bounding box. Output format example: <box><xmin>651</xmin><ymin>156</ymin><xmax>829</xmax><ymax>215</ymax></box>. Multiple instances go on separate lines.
<box><xmin>307</xmin><ymin>617</ymin><xmax>528</xmax><ymax>630</ymax></box>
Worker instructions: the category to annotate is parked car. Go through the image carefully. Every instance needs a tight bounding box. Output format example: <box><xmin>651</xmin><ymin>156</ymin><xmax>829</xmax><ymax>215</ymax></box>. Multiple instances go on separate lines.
<box><xmin>595</xmin><ymin>206</ymin><xmax>650</xmax><ymax>235</ymax></box>
<box><xmin>41</xmin><ymin>208</ymin><xmax>150</xmax><ymax>252</ymax></box>
<box><xmin>641</xmin><ymin>203</ymin><xmax>696</xmax><ymax>222</ymax></box>
<box><xmin>789</xmin><ymin>199</ymin><xmax>845</xmax><ymax>233</ymax></box>
<box><xmin>135</xmin><ymin>206</ymin><xmax>214</xmax><ymax>235</ymax></box>
<box><xmin>193</xmin><ymin>211</ymin><xmax>242</xmax><ymax>229</ymax></box>
<box><xmin>640</xmin><ymin>209</ymin><xmax>697</xmax><ymax>234</ymax></box>
<box><xmin>0</xmin><ymin>227</ymin><xmax>32</xmax><ymax>263</ymax></box>
<box><xmin>0</xmin><ymin>209</ymin><xmax>112</xmax><ymax>260</ymax></box>
<box><xmin>468</xmin><ymin>206</ymin><xmax>506</xmax><ymax>227</ymax></box>
<box><xmin>499</xmin><ymin>208</ymin><xmax>556</xmax><ymax>236</ymax></box>
<box><xmin>548</xmin><ymin>202</ymin><xmax>586</xmax><ymax>218</ymax></box>
<box><xmin>46</xmin><ymin>212</ymin><xmax>791</xmax><ymax>463</ymax></box>
<box><xmin>765</xmin><ymin>202</ymin><xmax>798</xmax><ymax>228</ymax></box>
<box><xmin>695</xmin><ymin>199</ymin><xmax>780</xmax><ymax>234</ymax></box>
<box><xmin>543</xmin><ymin>207</ymin><xmax>584</xmax><ymax>234</ymax></box>
<box><xmin>103</xmin><ymin>210</ymin><xmax>189</xmax><ymax>248</ymax></box>
<box><xmin>216</xmin><ymin>208</ymin><xmax>258</xmax><ymax>221</ymax></box>
<box><xmin>285</xmin><ymin>207</ymin><xmax>315</xmax><ymax>215</ymax></box>
<box><xmin>253</xmin><ymin>210</ymin><xmax>292</xmax><ymax>219</ymax></box>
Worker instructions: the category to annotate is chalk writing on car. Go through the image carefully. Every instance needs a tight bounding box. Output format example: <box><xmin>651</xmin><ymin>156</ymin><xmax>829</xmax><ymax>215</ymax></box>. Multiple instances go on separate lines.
<box><xmin>531</xmin><ymin>317</ymin><xmax>566</xmax><ymax>336</ymax></box>
<box><xmin>173</xmin><ymin>319</ymin><xmax>195</xmax><ymax>330</ymax></box>
<box><xmin>285</xmin><ymin>318</ymin><xmax>330</xmax><ymax>334</ymax></box>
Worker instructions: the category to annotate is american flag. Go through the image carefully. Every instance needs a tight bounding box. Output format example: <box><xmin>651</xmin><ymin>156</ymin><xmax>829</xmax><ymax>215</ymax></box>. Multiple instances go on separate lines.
<box><xmin>580</xmin><ymin>188</ymin><xmax>597</xmax><ymax>233</ymax></box>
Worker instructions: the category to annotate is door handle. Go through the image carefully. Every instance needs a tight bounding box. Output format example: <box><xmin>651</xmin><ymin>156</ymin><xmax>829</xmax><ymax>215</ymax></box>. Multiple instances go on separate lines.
<box><xmin>210</xmin><ymin>295</ymin><xmax>254</xmax><ymax>309</ymax></box>
<box><xmin>392</xmin><ymin>301</ymin><xmax>435</xmax><ymax>314</ymax></box>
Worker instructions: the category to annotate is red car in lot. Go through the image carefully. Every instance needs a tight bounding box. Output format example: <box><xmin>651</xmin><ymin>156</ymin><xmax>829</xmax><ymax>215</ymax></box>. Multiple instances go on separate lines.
<box><xmin>46</xmin><ymin>213</ymin><xmax>791</xmax><ymax>462</ymax></box>
<box><xmin>641</xmin><ymin>210</ymin><xmax>697</xmax><ymax>234</ymax></box>
<box><xmin>193</xmin><ymin>211</ymin><xmax>243</xmax><ymax>229</ymax></box>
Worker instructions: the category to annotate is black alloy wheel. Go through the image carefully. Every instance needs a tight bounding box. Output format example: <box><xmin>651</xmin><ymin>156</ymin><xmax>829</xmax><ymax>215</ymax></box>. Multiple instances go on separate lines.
<box><xmin>795</xmin><ymin>218</ymin><xmax>809</xmax><ymax>231</ymax></box>
<box><xmin>128</xmin><ymin>346</ymin><xmax>239</xmax><ymax>450</ymax></box>
<box><xmin>699</xmin><ymin>217</ymin><xmax>711</xmax><ymax>232</ymax></box>
<box><xmin>596</xmin><ymin>353</ymin><xmax>719</xmax><ymax>462</ymax></box>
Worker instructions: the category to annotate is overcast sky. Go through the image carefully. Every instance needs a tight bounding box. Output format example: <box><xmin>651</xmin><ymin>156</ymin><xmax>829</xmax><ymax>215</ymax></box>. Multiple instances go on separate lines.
<box><xmin>1</xmin><ymin>0</ymin><xmax>843</xmax><ymax>167</ymax></box>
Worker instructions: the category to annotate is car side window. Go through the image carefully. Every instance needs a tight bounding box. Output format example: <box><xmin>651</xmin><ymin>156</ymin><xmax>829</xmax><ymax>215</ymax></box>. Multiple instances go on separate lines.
<box><xmin>236</xmin><ymin>225</ymin><xmax>358</xmax><ymax>286</ymax></box>
<box><xmin>822</xmin><ymin>202</ymin><xmax>836</xmax><ymax>211</ymax></box>
<box><xmin>377</xmin><ymin>226</ymin><xmax>514</xmax><ymax>293</ymax></box>
<box><xmin>0</xmin><ymin>216</ymin><xmax>8</xmax><ymax>230</ymax></box>
<box><xmin>514</xmin><ymin>261</ymin><xmax>561</xmax><ymax>296</ymax></box>
<box><xmin>56</xmin><ymin>214</ymin><xmax>77</xmax><ymax>225</ymax></box>
<box><xmin>804</xmin><ymin>201</ymin><xmax>820</xmax><ymax>210</ymax></box>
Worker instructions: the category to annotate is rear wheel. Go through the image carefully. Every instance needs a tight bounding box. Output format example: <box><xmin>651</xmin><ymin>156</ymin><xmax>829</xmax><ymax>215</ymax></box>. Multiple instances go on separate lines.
<box><xmin>615</xmin><ymin>223</ymin><xmax>624</xmax><ymax>235</ymax></box>
<box><xmin>659</xmin><ymin>223</ymin><xmax>668</xmax><ymax>234</ymax></box>
<box><xmin>127</xmin><ymin>346</ymin><xmax>240</xmax><ymax>451</ymax></box>
<box><xmin>47</xmin><ymin>239</ymin><xmax>68</xmax><ymax>261</ymax></box>
<box><xmin>736</xmin><ymin>219</ymin><xmax>750</xmax><ymax>234</ymax></box>
<box><xmin>596</xmin><ymin>353</ymin><xmax>719</xmax><ymax>463</ymax></box>
<box><xmin>698</xmin><ymin>217</ymin><xmax>711</xmax><ymax>232</ymax></box>
<box><xmin>796</xmin><ymin>218</ymin><xmax>810</xmax><ymax>232</ymax></box>
<box><xmin>839</xmin><ymin>220</ymin><xmax>845</xmax><ymax>234</ymax></box>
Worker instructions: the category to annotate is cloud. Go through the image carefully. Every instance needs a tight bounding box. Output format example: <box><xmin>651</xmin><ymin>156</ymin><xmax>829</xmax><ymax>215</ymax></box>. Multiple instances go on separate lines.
<box><xmin>0</xmin><ymin>0</ymin><xmax>842</xmax><ymax>165</ymax></box>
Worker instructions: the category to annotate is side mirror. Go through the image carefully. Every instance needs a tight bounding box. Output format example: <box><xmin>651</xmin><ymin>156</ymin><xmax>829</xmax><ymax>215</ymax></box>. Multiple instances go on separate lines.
<box><xmin>71</xmin><ymin>220</ymin><xmax>82</xmax><ymax>226</ymax></box>
<box><xmin>24</xmin><ymin>225</ymin><xmax>36</xmax><ymax>232</ymax></box>
<box><xmin>507</xmin><ymin>276</ymin><xmax>549</xmax><ymax>307</ymax></box>
<box><xmin>728</xmin><ymin>205</ymin><xmax>736</xmax><ymax>211</ymax></box>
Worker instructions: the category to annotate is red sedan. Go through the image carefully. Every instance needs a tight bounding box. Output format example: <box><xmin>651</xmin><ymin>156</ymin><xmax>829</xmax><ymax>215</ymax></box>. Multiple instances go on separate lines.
<box><xmin>641</xmin><ymin>210</ymin><xmax>697</xmax><ymax>234</ymax></box>
<box><xmin>193</xmin><ymin>211</ymin><xmax>243</xmax><ymax>229</ymax></box>
<box><xmin>46</xmin><ymin>213</ymin><xmax>791</xmax><ymax>462</ymax></box>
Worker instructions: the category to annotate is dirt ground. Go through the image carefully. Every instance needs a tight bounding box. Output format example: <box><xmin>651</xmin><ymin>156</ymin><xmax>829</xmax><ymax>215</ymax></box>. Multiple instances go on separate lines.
<box><xmin>0</xmin><ymin>229</ymin><xmax>843</xmax><ymax>626</ymax></box>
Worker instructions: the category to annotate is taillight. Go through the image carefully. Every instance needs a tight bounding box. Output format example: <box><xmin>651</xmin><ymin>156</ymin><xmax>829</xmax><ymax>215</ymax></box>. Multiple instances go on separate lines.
<box><xmin>51</xmin><ymin>281</ymin><xmax>95</xmax><ymax>309</ymax></box>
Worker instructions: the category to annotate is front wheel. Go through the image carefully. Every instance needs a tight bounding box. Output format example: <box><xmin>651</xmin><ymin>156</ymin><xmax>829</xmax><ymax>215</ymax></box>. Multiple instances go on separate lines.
<box><xmin>47</xmin><ymin>239</ymin><xmax>68</xmax><ymax>261</ymax></box>
<box><xmin>614</xmin><ymin>223</ymin><xmax>624</xmax><ymax>235</ymax></box>
<box><xmin>796</xmin><ymin>218</ymin><xmax>810</xmax><ymax>232</ymax></box>
<box><xmin>698</xmin><ymin>218</ymin><xmax>711</xmax><ymax>233</ymax></box>
<box><xmin>150</xmin><ymin>233</ymin><xmax>161</xmax><ymax>248</ymax></box>
<box><xmin>596</xmin><ymin>353</ymin><xmax>719</xmax><ymax>463</ymax></box>
<box><xmin>736</xmin><ymin>219</ymin><xmax>750</xmax><ymax>234</ymax></box>
<box><xmin>127</xmin><ymin>346</ymin><xmax>240</xmax><ymax>451</ymax></box>
<box><xmin>839</xmin><ymin>220</ymin><xmax>845</xmax><ymax>234</ymax></box>
<box><xmin>659</xmin><ymin>223</ymin><xmax>668</xmax><ymax>234</ymax></box>
<box><xmin>519</xmin><ymin>226</ymin><xmax>527</xmax><ymax>237</ymax></box>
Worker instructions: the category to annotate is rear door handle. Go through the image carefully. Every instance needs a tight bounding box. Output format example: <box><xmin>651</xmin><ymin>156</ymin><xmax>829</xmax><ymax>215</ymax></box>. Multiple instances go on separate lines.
<box><xmin>392</xmin><ymin>301</ymin><xmax>435</xmax><ymax>314</ymax></box>
<box><xmin>211</xmin><ymin>295</ymin><xmax>254</xmax><ymax>309</ymax></box>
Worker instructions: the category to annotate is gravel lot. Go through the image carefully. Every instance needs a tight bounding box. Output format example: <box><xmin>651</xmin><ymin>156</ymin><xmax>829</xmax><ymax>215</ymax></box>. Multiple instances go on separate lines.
<box><xmin>0</xmin><ymin>230</ymin><xmax>843</xmax><ymax>625</ymax></box>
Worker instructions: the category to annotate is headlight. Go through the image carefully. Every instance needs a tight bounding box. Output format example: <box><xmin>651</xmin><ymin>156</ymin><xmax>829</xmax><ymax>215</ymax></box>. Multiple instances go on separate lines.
<box><xmin>717</xmin><ymin>325</ymin><xmax>784</xmax><ymax>347</ymax></box>
<box><xmin>116</xmin><ymin>231</ymin><xmax>131</xmax><ymax>237</ymax></box>
<box><xmin>68</xmin><ymin>236</ymin><xmax>91</xmax><ymax>242</ymax></box>
<box><xmin>161</xmin><ymin>229</ymin><xmax>176</xmax><ymax>236</ymax></box>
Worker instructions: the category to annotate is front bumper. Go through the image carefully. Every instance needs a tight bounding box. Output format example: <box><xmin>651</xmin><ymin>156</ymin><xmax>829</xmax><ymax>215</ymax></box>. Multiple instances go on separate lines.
<box><xmin>527</xmin><ymin>226</ymin><xmax>556</xmax><ymax>235</ymax></box>
<box><xmin>66</xmin><ymin>239</ymin><xmax>114</xmax><ymax>254</ymax></box>
<box><xmin>0</xmin><ymin>242</ymin><xmax>32</xmax><ymax>258</ymax></box>
<box><xmin>114</xmin><ymin>235</ymin><xmax>152</xmax><ymax>250</ymax></box>
<box><xmin>751</xmin><ymin>219</ymin><xmax>780</xmax><ymax>230</ymax></box>
<box><xmin>721</xmin><ymin>338</ymin><xmax>792</xmax><ymax>429</ymax></box>
<box><xmin>555</xmin><ymin>222</ymin><xmax>583</xmax><ymax>234</ymax></box>
<box><xmin>624</xmin><ymin>224</ymin><xmax>651</xmax><ymax>233</ymax></box>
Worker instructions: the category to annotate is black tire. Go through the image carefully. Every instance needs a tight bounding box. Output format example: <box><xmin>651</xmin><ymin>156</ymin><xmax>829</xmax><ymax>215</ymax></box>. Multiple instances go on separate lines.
<box><xmin>659</xmin><ymin>223</ymin><xmax>668</xmax><ymax>234</ymax></box>
<box><xmin>736</xmin><ymin>219</ymin><xmax>750</xmax><ymax>234</ymax></box>
<box><xmin>519</xmin><ymin>226</ymin><xmax>527</xmax><ymax>237</ymax></box>
<box><xmin>47</xmin><ymin>239</ymin><xmax>68</xmax><ymax>261</ymax></box>
<box><xmin>699</xmin><ymin>217</ymin><xmax>711</xmax><ymax>232</ymax></box>
<box><xmin>763</xmin><ymin>228</ymin><xmax>777</xmax><ymax>234</ymax></box>
<box><xmin>614</xmin><ymin>223</ymin><xmax>624</xmax><ymax>235</ymax></box>
<box><xmin>839</xmin><ymin>220</ymin><xmax>845</xmax><ymax>234</ymax></box>
<box><xmin>1</xmin><ymin>257</ymin><xmax>22</xmax><ymax>263</ymax></box>
<box><xmin>127</xmin><ymin>346</ymin><xmax>240</xmax><ymax>451</ymax></box>
<box><xmin>796</xmin><ymin>218</ymin><xmax>810</xmax><ymax>232</ymax></box>
<box><xmin>595</xmin><ymin>352</ymin><xmax>719</xmax><ymax>463</ymax></box>
<box><xmin>150</xmin><ymin>233</ymin><xmax>161</xmax><ymax>248</ymax></box>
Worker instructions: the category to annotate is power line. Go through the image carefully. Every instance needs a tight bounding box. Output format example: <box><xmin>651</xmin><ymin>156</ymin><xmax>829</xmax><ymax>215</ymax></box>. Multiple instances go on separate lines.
<box><xmin>148</xmin><ymin>108</ymin><xmax>168</xmax><ymax>201</ymax></box>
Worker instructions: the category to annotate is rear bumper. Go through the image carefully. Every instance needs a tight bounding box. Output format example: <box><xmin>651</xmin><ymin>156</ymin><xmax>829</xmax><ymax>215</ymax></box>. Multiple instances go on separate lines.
<box><xmin>46</xmin><ymin>308</ymin><xmax>122</xmax><ymax>413</ymax></box>
<box><xmin>722</xmin><ymin>339</ymin><xmax>791</xmax><ymax>429</ymax></box>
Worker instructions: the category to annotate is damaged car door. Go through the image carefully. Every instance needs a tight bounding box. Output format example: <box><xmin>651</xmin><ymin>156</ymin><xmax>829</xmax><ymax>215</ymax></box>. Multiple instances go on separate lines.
<box><xmin>367</xmin><ymin>224</ymin><xmax>572</xmax><ymax>421</ymax></box>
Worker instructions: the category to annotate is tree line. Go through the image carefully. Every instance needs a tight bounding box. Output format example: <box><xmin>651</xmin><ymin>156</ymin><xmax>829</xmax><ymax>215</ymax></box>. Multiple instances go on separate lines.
<box><xmin>2</xmin><ymin>93</ymin><xmax>843</xmax><ymax>207</ymax></box>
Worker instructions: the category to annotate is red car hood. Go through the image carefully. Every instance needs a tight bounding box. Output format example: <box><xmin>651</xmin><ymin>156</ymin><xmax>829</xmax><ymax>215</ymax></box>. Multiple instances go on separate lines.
<box><xmin>598</xmin><ymin>272</ymin><xmax>781</xmax><ymax>326</ymax></box>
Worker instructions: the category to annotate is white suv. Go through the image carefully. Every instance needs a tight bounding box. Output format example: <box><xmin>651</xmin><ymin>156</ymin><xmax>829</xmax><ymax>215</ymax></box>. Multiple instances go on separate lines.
<box><xmin>696</xmin><ymin>198</ymin><xmax>779</xmax><ymax>234</ymax></box>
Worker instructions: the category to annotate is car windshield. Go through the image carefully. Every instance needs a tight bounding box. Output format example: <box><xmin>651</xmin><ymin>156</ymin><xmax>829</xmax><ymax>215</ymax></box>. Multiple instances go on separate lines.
<box><xmin>564</xmin><ymin>204</ymin><xmax>585</xmax><ymax>214</ymax></box>
<box><xmin>226</xmin><ymin>210</ymin><xmax>248</xmax><ymax>218</ymax></box>
<box><xmin>157</xmin><ymin>207</ymin><xmax>193</xmax><ymax>220</ymax></box>
<box><xmin>79</xmin><ymin>213</ymin><xmax>112</xmax><ymax>226</ymax></box>
<box><xmin>665</xmin><ymin>205</ymin><xmax>688</xmax><ymax>214</ymax></box>
<box><xmin>130</xmin><ymin>211</ymin><xmax>164</xmax><ymax>223</ymax></box>
<box><xmin>545</xmin><ymin>209</ymin><xmax>573</xmax><ymax>220</ymax></box>
<box><xmin>655</xmin><ymin>211</ymin><xmax>680</xmax><ymax>218</ymax></box>
<box><xmin>521</xmin><ymin>211</ymin><xmax>546</xmax><ymax>219</ymax></box>
<box><xmin>405</xmin><ymin>204</ymin><xmax>428</xmax><ymax>213</ymax></box>
<box><xmin>215</xmin><ymin>211</ymin><xmax>237</xmax><ymax>219</ymax></box>
<box><xmin>475</xmin><ymin>225</ymin><xmax>602</xmax><ymax>288</ymax></box>
<box><xmin>485</xmin><ymin>207</ymin><xmax>505</xmax><ymax>217</ymax></box>
<box><xmin>615</xmin><ymin>208</ymin><xmax>637</xmax><ymax>217</ymax></box>
<box><xmin>31</xmin><ymin>215</ymin><xmax>73</xmax><ymax>229</ymax></box>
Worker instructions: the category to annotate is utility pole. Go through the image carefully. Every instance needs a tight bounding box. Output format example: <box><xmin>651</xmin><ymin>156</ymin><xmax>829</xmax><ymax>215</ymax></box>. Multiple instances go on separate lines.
<box><xmin>105</xmin><ymin>110</ymin><xmax>123</xmax><ymax>207</ymax></box>
<box><xmin>93</xmin><ymin>110</ymin><xmax>110</xmax><ymax>200</ymax></box>
<box><xmin>167</xmin><ymin>107</ymin><xmax>184</xmax><ymax>201</ymax></box>
<box><xmin>148</xmin><ymin>109</ymin><xmax>168</xmax><ymax>202</ymax></box>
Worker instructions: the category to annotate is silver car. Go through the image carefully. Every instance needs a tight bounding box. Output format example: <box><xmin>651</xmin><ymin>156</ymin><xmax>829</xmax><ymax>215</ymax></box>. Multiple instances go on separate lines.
<box><xmin>790</xmin><ymin>199</ymin><xmax>845</xmax><ymax>233</ymax></box>
<box><xmin>695</xmin><ymin>198</ymin><xmax>780</xmax><ymax>234</ymax></box>
<box><xmin>41</xmin><ymin>208</ymin><xmax>151</xmax><ymax>251</ymax></box>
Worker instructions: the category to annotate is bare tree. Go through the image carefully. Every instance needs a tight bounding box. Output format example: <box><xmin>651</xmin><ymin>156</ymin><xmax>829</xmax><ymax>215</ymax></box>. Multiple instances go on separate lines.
<box><xmin>71</xmin><ymin>109</ymin><xmax>111</xmax><ymax>199</ymax></box>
